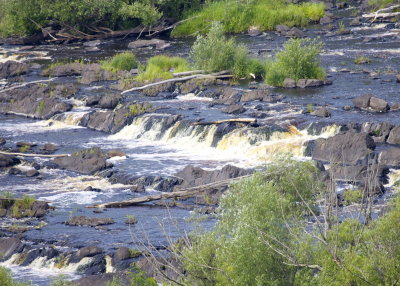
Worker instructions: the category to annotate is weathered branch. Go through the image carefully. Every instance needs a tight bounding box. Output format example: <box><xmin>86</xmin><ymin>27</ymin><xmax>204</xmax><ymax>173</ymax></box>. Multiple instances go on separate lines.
<box><xmin>87</xmin><ymin>174</ymin><xmax>251</xmax><ymax>208</ymax></box>
<box><xmin>193</xmin><ymin>118</ymin><xmax>256</xmax><ymax>126</ymax></box>
<box><xmin>0</xmin><ymin>78</ymin><xmax>57</xmax><ymax>94</ymax></box>
<box><xmin>0</xmin><ymin>151</ymin><xmax>68</xmax><ymax>158</ymax></box>
<box><xmin>121</xmin><ymin>71</ymin><xmax>232</xmax><ymax>94</ymax></box>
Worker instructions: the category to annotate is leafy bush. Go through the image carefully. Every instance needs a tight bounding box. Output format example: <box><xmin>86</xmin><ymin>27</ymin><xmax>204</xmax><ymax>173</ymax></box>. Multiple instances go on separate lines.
<box><xmin>172</xmin><ymin>0</ymin><xmax>325</xmax><ymax>37</ymax></box>
<box><xmin>0</xmin><ymin>0</ymin><xmax>186</xmax><ymax>37</ymax></box>
<box><xmin>190</xmin><ymin>22</ymin><xmax>264</xmax><ymax>79</ymax></box>
<box><xmin>354</xmin><ymin>56</ymin><xmax>371</xmax><ymax>64</ymax></box>
<box><xmin>136</xmin><ymin>55</ymin><xmax>189</xmax><ymax>82</ymax></box>
<box><xmin>265</xmin><ymin>38</ymin><xmax>325</xmax><ymax>86</ymax></box>
<box><xmin>179</xmin><ymin>158</ymin><xmax>323</xmax><ymax>286</ymax></box>
<box><xmin>0</xmin><ymin>267</ymin><xmax>26</xmax><ymax>286</ymax></box>
<box><xmin>102</xmin><ymin>52</ymin><xmax>138</xmax><ymax>73</ymax></box>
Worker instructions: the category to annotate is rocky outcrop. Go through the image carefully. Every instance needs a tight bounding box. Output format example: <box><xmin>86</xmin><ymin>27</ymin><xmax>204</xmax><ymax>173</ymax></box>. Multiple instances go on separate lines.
<box><xmin>0</xmin><ymin>84</ymin><xmax>73</xmax><ymax>119</ymax></box>
<box><xmin>282</xmin><ymin>78</ymin><xmax>332</xmax><ymax>88</ymax></box>
<box><xmin>352</xmin><ymin>94</ymin><xmax>389</xmax><ymax>112</ymax></box>
<box><xmin>0</xmin><ymin>154</ymin><xmax>20</xmax><ymax>168</ymax></box>
<box><xmin>128</xmin><ymin>39</ymin><xmax>170</xmax><ymax>50</ymax></box>
<box><xmin>311</xmin><ymin>107</ymin><xmax>331</xmax><ymax>117</ymax></box>
<box><xmin>0</xmin><ymin>237</ymin><xmax>23</xmax><ymax>259</ymax></box>
<box><xmin>311</xmin><ymin>131</ymin><xmax>375</xmax><ymax>164</ymax></box>
<box><xmin>387</xmin><ymin>126</ymin><xmax>400</xmax><ymax>145</ymax></box>
<box><xmin>0</xmin><ymin>61</ymin><xmax>29</xmax><ymax>78</ymax></box>
<box><xmin>378</xmin><ymin>146</ymin><xmax>400</xmax><ymax>167</ymax></box>
<box><xmin>53</xmin><ymin>147</ymin><xmax>111</xmax><ymax>175</ymax></box>
<box><xmin>0</xmin><ymin>198</ymin><xmax>52</xmax><ymax>218</ymax></box>
<box><xmin>175</xmin><ymin>165</ymin><xmax>252</xmax><ymax>189</ymax></box>
<box><xmin>66</xmin><ymin>216</ymin><xmax>115</xmax><ymax>227</ymax></box>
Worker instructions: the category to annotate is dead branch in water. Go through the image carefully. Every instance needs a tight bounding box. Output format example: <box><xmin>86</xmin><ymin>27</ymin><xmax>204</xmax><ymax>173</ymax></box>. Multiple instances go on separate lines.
<box><xmin>363</xmin><ymin>4</ymin><xmax>400</xmax><ymax>23</ymax></box>
<box><xmin>87</xmin><ymin>174</ymin><xmax>252</xmax><ymax>208</ymax></box>
<box><xmin>193</xmin><ymin>118</ymin><xmax>257</xmax><ymax>126</ymax></box>
<box><xmin>0</xmin><ymin>78</ymin><xmax>57</xmax><ymax>94</ymax></box>
<box><xmin>121</xmin><ymin>71</ymin><xmax>232</xmax><ymax>94</ymax></box>
<box><xmin>0</xmin><ymin>151</ymin><xmax>68</xmax><ymax>158</ymax></box>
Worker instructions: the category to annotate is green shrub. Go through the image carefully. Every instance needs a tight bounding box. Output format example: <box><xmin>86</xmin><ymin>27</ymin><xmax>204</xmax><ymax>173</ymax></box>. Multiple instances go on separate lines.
<box><xmin>172</xmin><ymin>0</ymin><xmax>325</xmax><ymax>37</ymax></box>
<box><xmin>0</xmin><ymin>267</ymin><xmax>26</xmax><ymax>286</ymax></box>
<box><xmin>136</xmin><ymin>55</ymin><xmax>189</xmax><ymax>82</ymax></box>
<box><xmin>265</xmin><ymin>38</ymin><xmax>325</xmax><ymax>86</ymax></box>
<box><xmin>190</xmin><ymin>22</ymin><xmax>263</xmax><ymax>79</ymax></box>
<box><xmin>179</xmin><ymin>158</ymin><xmax>323</xmax><ymax>286</ymax></box>
<box><xmin>343</xmin><ymin>189</ymin><xmax>364</xmax><ymax>206</ymax></box>
<box><xmin>354</xmin><ymin>56</ymin><xmax>371</xmax><ymax>64</ymax></box>
<box><xmin>102</xmin><ymin>52</ymin><xmax>137</xmax><ymax>73</ymax></box>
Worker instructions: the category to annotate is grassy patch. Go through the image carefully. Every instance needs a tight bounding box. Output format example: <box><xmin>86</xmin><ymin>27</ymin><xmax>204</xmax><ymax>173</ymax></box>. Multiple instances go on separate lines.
<box><xmin>354</xmin><ymin>56</ymin><xmax>371</xmax><ymax>64</ymax></box>
<box><xmin>136</xmin><ymin>55</ymin><xmax>189</xmax><ymax>82</ymax></box>
<box><xmin>129</xmin><ymin>103</ymin><xmax>152</xmax><ymax>117</ymax></box>
<box><xmin>265</xmin><ymin>38</ymin><xmax>325</xmax><ymax>86</ymax></box>
<box><xmin>368</xmin><ymin>0</ymin><xmax>399</xmax><ymax>9</ymax></box>
<box><xmin>102</xmin><ymin>52</ymin><xmax>138</xmax><ymax>73</ymax></box>
<box><xmin>172</xmin><ymin>0</ymin><xmax>325</xmax><ymax>37</ymax></box>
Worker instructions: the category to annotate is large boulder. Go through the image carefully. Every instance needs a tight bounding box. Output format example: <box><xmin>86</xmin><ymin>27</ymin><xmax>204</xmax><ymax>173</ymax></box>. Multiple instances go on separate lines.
<box><xmin>0</xmin><ymin>237</ymin><xmax>23</xmax><ymax>259</ymax></box>
<box><xmin>42</xmin><ymin>62</ymin><xmax>85</xmax><ymax>77</ymax></box>
<box><xmin>98</xmin><ymin>94</ymin><xmax>121</xmax><ymax>109</ymax></box>
<box><xmin>66</xmin><ymin>216</ymin><xmax>114</xmax><ymax>227</ymax></box>
<box><xmin>53</xmin><ymin>147</ymin><xmax>111</xmax><ymax>175</ymax></box>
<box><xmin>128</xmin><ymin>39</ymin><xmax>170</xmax><ymax>50</ymax></box>
<box><xmin>387</xmin><ymin>126</ymin><xmax>400</xmax><ymax>145</ymax></box>
<box><xmin>352</xmin><ymin>94</ymin><xmax>371</xmax><ymax>109</ymax></box>
<box><xmin>311</xmin><ymin>131</ymin><xmax>375</xmax><ymax>164</ymax></box>
<box><xmin>0</xmin><ymin>61</ymin><xmax>29</xmax><ymax>78</ymax></box>
<box><xmin>175</xmin><ymin>165</ymin><xmax>252</xmax><ymax>189</ymax></box>
<box><xmin>0</xmin><ymin>84</ymin><xmax>73</xmax><ymax>119</ymax></box>
<box><xmin>379</xmin><ymin>147</ymin><xmax>400</xmax><ymax>167</ymax></box>
<box><xmin>311</xmin><ymin>107</ymin><xmax>331</xmax><ymax>117</ymax></box>
<box><xmin>352</xmin><ymin>94</ymin><xmax>389</xmax><ymax>112</ymax></box>
<box><xmin>0</xmin><ymin>154</ymin><xmax>20</xmax><ymax>168</ymax></box>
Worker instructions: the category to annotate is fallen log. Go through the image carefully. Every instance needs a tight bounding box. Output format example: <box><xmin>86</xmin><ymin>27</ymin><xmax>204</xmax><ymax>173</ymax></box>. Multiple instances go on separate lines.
<box><xmin>363</xmin><ymin>4</ymin><xmax>400</xmax><ymax>22</ymax></box>
<box><xmin>172</xmin><ymin>70</ymin><xmax>205</xmax><ymax>77</ymax></box>
<box><xmin>0</xmin><ymin>151</ymin><xmax>68</xmax><ymax>158</ymax></box>
<box><xmin>193</xmin><ymin>118</ymin><xmax>257</xmax><ymax>126</ymax></box>
<box><xmin>0</xmin><ymin>78</ymin><xmax>57</xmax><ymax>94</ymax></box>
<box><xmin>121</xmin><ymin>71</ymin><xmax>231</xmax><ymax>94</ymax></box>
<box><xmin>87</xmin><ymin>174</ymin><xmax>251</xmax><ymax>208</ymax></box>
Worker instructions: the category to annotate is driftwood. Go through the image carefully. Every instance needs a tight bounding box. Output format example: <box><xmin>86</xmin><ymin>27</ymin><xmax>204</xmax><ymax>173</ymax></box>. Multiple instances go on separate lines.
<box><xmin>0</xmin><ymin>151</ymin><xmax>68</xmax><ymax>158</ymax></box>
<box><xmin>121</xmin><ymin>71</ymin><xmax>231</xmax><ymax>94</ymax></box>
<box><xmin>363</xmin><ymin>4</ymin><xmax>400</xmax><ymax>22</ymax></box>
<box><xmin>87</xmin><ymin>174</ymin><xmax>251</xmax><ymax>208</ymax></box>
<box><xmin>0</xmin><ymin>78</ymin><xmax>57</xmax><ymax>94</ymax></box>
<box><xmin>172</xmin><ymin>70</ymin><xmax>205</xmax><ymax>77</ymax></box>
<box><xmin>193</xmin><ymin>118</ymin><xmax>257</xmax><ymax>126</ymax></box>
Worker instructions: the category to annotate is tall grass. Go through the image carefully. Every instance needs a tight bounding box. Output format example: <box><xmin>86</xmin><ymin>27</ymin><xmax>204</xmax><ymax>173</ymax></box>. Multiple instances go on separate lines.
<box><xmin>102</xmin><ymin>52</ymin><xmax>137</xmax><ymax>73</ymax></box>
<box><xmin>172</xmin><ymin>0</ymin><xmax>325</xmax><ymax>37</ymax></box>
<box><xmin>136</xmin><ymin>55</ymin><xmax>189</xmax><ymax>82</ymax></box>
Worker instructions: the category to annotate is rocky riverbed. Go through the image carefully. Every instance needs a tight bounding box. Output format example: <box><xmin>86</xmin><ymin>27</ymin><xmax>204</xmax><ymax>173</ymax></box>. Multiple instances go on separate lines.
<box><xmin>0</xmin><ymin>1</ymin><xmax>399</xmax><ymax>285</ymax></box>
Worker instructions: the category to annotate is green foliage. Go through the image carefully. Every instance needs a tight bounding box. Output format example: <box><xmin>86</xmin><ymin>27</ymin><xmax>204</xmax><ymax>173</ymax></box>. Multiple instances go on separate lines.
<box><xmin>172</xmin><ymin>0</ymin><xmax>325</xmax><ymax>37</ymax></box>
<box><xmin>342</xmin><ymin>189</ymin><xmax>364</xmax><ymax>206</ymax></box>
<box><xmin>18</xmin><ymin>145</ymin><xmax>30</xmax><ymax>153</ymax></box>
<box><xmin>129</xmin><ymin>264</ymin><xmax>158</xmax><ymax>286</ymax></box>
<box><xmin>307</xmin><ymin>103</ymin><xmax>314</xmax><ymax>113</ymax></box>
<box><xmin>190</xmin><ymin>23</ymin><xmax>264</xmax><ymax>79</ymax></box>
<box><xmin>12</xmin><ymin>195</ymin><xmax>36</xmax><ymax>218</ymax></box>
<box><xmin>129</xmin><ymin>103</ymin><xmax>152</xmax><ymax>116</ymax></box>
<box><xmin>180</xmin><ymin>158</ymin><xmax>322</xmax><ymax>286</ymax></box>
<box><xmin>38</xmin><ymin>101</ymin><xmax>45</xmax><ymax>115</ymax></box>
<box><xmin>125</xmin><ymin>214</ymin><xmax>138</xmax><ymax>224</ymax></box>
<box><xmin>0</xmin><ymin>0</ymin><xmax>182</xmax><ymax>37</ymax></box>
<box><xmin>136</xmin><ymin>55</ymin><xmax>189</xmax><ymax>82</ymax></box>
<box><xmin>354</xmin><ymin>56</ymin><xmax>371</xmax><ymax>64</ymax></box>
<box><xmin>0</xmin><ymin>267</ymin><xmax>26</xmax><ymax>286</ymax></box>
<box><xmin>265</xmin><ymin>38</ymin><xmax>325</xmax><ymax>86</ymax></box>
<box><xmin>50</xmin><ymin>276</ymin><xmax>73</xmax><ymax>286</ymax></box>
<box><xmin>102</xmin><ymin>52</ymin><xmax>138</xmax><ymax>73</ymax></box>
<box><xmin>368</xmin><ymin>0</ymin><xmax>399</xmax><ymax>9</ymax></box>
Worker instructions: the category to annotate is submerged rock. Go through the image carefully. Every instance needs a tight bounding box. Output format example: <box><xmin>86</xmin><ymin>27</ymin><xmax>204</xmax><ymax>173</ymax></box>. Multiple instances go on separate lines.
<box><xmin>223</xmin><ymin>104</ymin><xmax>246</xmax><ymax>114</ymax></box>
<box><xmin>128</xmin><ymin>39</ymin><xmax>170</xmax><ymax>50</ymax></box>
<box><xmin>0</xmin><ymin>154</ymin><xmax>20</xmax><ymax>168</ymax></box>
